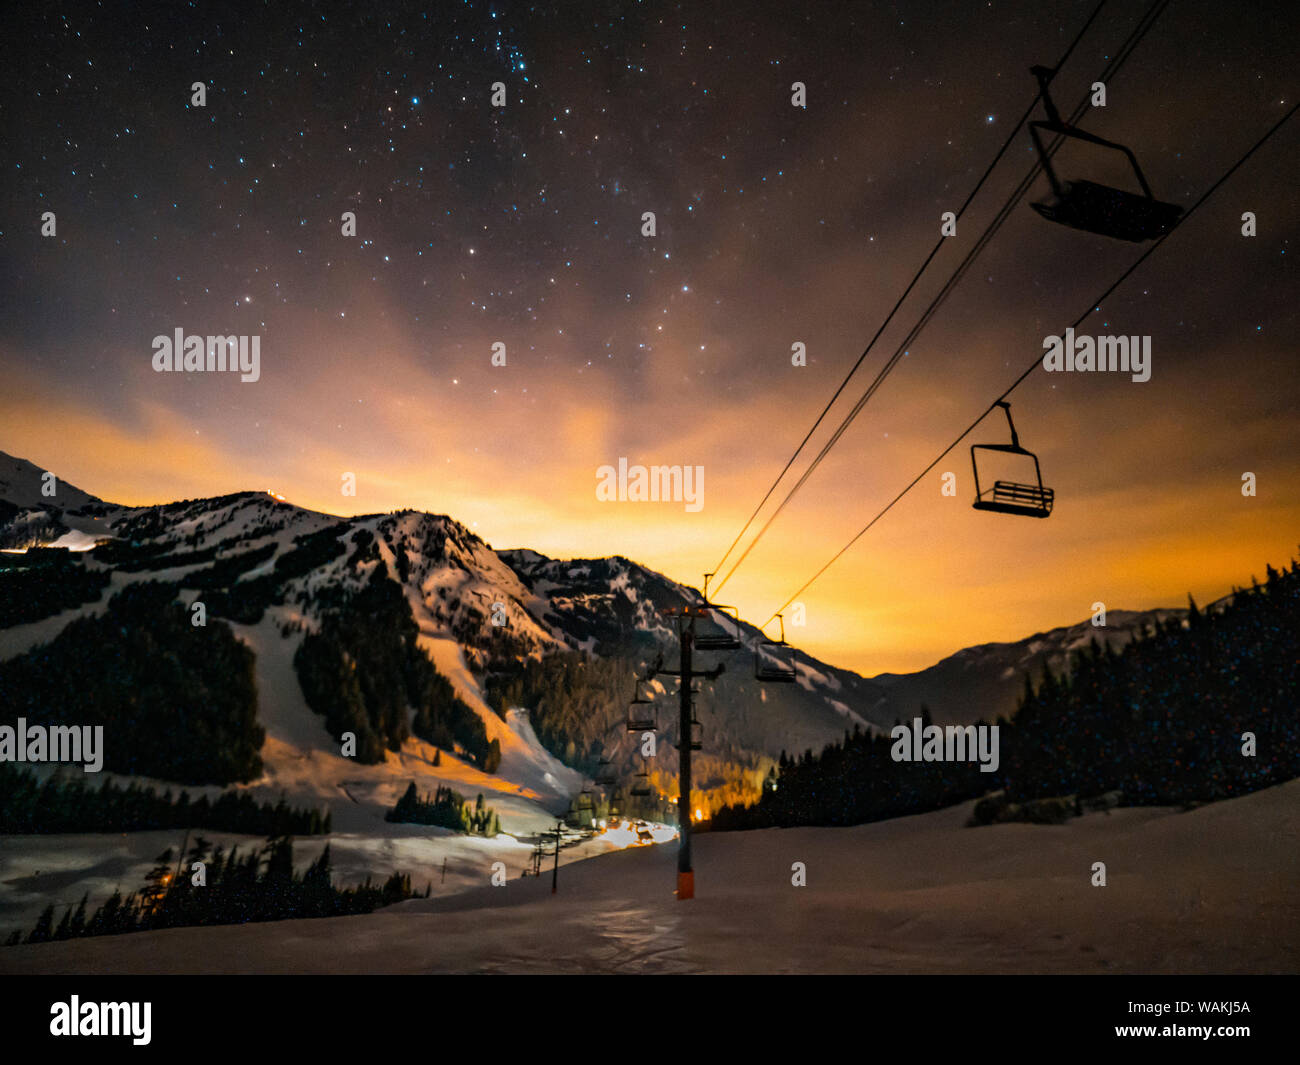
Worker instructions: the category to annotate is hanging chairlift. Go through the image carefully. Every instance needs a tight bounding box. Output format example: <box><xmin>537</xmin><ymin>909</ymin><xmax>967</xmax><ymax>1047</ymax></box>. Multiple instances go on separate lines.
<box><xmin>754</xmin><ymin>614</ymin><xmax>798</xmax><ymax>683</ymax></box>
<box><xmin>1027</xmin><ymin>65</ymin><xmax>1183</xmax><ymax>243</ymax></box>
<box><xmin>970</xmin><ymin>401</ymin><xmax>1054</xmax><ymax>518</ymax></box>
<box><xmin>594</xmin><ymin>759</ymin><xmax>617</xmax><ymax>786</ymax></box>
<box><xmin>693</xmin><ymin>573</ymin><xmax>742</xmax><ymax>651</ymax></box>
<box><xmin>630</xmin><ymin>770</ymin><xmax>653</xmax><ymax>798</ymax></box>
<box><xmin>626</xmin><ymin>685</ymin><xmax>657</xmax><ymax>733</ymax></box>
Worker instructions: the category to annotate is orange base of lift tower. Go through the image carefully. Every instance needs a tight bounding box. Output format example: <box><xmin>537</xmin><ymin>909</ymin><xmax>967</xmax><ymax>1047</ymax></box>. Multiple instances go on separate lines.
<box><xmin>677</xmin><ymin>871</ymin><xmax>694</xmax><ymax>900</ymax></box>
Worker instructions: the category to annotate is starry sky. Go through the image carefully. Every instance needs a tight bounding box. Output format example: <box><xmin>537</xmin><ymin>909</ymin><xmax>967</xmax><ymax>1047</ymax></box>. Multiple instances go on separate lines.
<box><xmin>2</xmin><ymin>0</ymin><xmax>1296</xmax><ymax>674</ymax></box>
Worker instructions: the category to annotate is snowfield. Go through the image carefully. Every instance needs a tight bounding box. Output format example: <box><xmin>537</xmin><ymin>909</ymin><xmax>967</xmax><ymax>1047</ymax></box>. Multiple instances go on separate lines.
<box><xmin>4</xmin><ymin>779</ymin><xmax>1295</xmax><ymax>974</ymax></box>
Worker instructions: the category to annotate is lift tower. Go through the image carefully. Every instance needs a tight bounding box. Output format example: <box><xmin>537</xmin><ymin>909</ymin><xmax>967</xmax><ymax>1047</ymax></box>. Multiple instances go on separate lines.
<box><xmin>655</xmin><ymin>604</ymin><xmax>725</xmax><ymax>899</ymax></box>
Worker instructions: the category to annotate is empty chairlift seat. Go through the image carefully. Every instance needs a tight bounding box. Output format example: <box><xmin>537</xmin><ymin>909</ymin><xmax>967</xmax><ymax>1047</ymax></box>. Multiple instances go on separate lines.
<box><xmin>626</xmin><ymin>685</ymin><xmax>657</xmax><ymax>732</ymax></box>
<box><xmin>694</xmin><ymin>605</ymin><xmax>741</xmax><ymax>650</ymax></box>
<box><xmin>694</xmin><ymin>574</ymin><xmax>742</xmax><ymax>651</ymax></box>
<box><xmin>1031</xmin><ymin>179</ymin><xmax>1183</xmax><ymax>243</ymax></box>
<box><xmin>979</xmin><ymin>478</ymin><xmax>1055</xmax><ymax>516</ymax></box>
<box><xmin>753</xmin><ymin>614</ymin><xmax>798</xmax><ymax>683</ymax></box>
<box><xmin>1027</xmin><ymin>64</ymin><xmax>1183</xmax><ymax>243</ymax></box>
<box><xmin>970</xmin><ymin>401</ymin><xmax>1054</xmax><ymax>518</ymax></box>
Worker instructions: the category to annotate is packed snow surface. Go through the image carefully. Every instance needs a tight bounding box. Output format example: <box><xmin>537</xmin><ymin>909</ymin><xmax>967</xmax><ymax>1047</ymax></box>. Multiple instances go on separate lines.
<box><xmin>4</xmin><ymin>780</ymin><xmax>1295</xmax><ymax>974</ymax></box>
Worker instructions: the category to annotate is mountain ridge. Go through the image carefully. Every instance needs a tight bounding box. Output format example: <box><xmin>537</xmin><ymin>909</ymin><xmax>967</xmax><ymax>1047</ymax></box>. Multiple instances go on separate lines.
<box><xmin>0</xmin><ymin>448</ymin><xmax>1184</xmax><ymax>795</ymax></box>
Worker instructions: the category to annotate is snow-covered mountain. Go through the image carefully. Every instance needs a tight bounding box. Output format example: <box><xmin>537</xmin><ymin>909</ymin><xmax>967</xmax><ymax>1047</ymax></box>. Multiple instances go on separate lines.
<box><xmin>0</xmin><ymin>451</ymin><xmax>111</xmax><ymax>550</ymax></box>
<box><xmin>0</xmin><ymin>446</ymin><xmax>1201</xmax><ymax>931</ymax></box>
<box><xmin>0</xmin><ymin>448</ymin><xmax>1183</xmax><ymax>801</ymax></box>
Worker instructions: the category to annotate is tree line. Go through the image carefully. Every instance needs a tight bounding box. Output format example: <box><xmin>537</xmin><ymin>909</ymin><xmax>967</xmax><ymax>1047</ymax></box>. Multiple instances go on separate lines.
<box><xmin>0</xmin><ymin>581</ymin><xmax>264</xmax><ymax>785</ymax></box>
<box><xmin>710</xmin><ymin>555</ymin><xmax>1300</xmax><ymax>831</ymax></box>
<box><xmin>0</xmin><ymin>547</ymin><xmax>110</xmax><ymax>628</ymax></box>
<box><xmin>0</xmin><ymin>763</ymin><xmax>329</xmax><ymax>835</ymax></box>
<box><xmin>387</xmin><ymin>781</ymin><xmax>501</xmax><ymax>836</ymax></box>
<box><xmin>294</xmin><ymin>549</ymin><xmax>495</xmax><ymax>769</ymax></box>
<box><xmin>483</xmin><ymin>651</ymin><xmax>635</xmax><ymax>770</ymax></box>
<box><xmin>8</xmin><ymin>835</ymin><xmax>423</xmax><ymax>946</ymax></box>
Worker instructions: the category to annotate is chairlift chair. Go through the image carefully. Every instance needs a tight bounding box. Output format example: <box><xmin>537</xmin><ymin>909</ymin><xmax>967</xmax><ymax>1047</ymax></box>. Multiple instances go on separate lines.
<box><xmin>754</xmin><ymin>614</ymin><xmax>798</xmax><ymax>683</ymax></box>
<box><xmin>626</xmin><ymin>686</ymin><xmax>657</xmax><ymax>732</ymax></box>
<box><xmin>630</xmin><ymin>771</ymin><xmax>653</xmax><ymax>798</ymax></box>
<box><xmin>594</xmin><ymin>759</ymin><xmax>617</xmax><ymax>786</ymax></box>
<box><xmin>1027</xmin><ymin>65</ymin><xmax>1183</xmax><ymax>243</ymax></box>
<box><xmin>970</xmin><ymin>401</ymin><xmax>1054</xmax><ymax>518</ymax></box>
<box><xmin>694</xmin><ymin>573</ymin><xmax>742</xmax><ymax>651</ymax></box>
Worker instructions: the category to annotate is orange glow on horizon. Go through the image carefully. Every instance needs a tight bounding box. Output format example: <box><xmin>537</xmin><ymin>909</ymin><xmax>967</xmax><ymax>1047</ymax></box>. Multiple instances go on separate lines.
<box><xmin>3</xmin><ymin>315</ymin><xmax>1296</xmax><ymax>679</ymax></box>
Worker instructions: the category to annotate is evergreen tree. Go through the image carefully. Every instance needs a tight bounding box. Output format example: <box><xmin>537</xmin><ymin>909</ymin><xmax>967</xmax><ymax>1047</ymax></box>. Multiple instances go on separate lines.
<box><xmin>26</xmin><ymin>904</ymin><xmax>55</xmax><ymax>944</ymax></box>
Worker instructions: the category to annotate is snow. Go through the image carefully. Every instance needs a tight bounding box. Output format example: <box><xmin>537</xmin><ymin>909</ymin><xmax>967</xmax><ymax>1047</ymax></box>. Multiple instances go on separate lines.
<box><xmin>233</xmin><ymin>613</ymin><xmax>336</xmax><ymax>755</ymax></box>
<box><xmin>0</xmin><ymin>598</ymin><xmax>599</xmax><ymax>938</ymax></box>
<box><xmin>46</xmin><ymin>529</ymin><xmax>101</xmax><ymax>551</ymax></box>
<box><xmin>826</xmin><ymin>698</ymin><xmax>859</xmax><ymax>722</ymax></box>
<box><xmin>793</xmin><ymin>658</ymin><xmax>821</xmax><ymax>691</ymax></box>
<box><xmin>5</xmin><ymin>779</ymin><xmax>1295</xmax><ymax>973</ymax></box>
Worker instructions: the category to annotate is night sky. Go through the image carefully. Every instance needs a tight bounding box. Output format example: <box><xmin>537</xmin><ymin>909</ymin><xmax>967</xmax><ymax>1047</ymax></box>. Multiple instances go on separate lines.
<box><xmin>2</xmin><ymin>0</ymin><xmax>1296</xmax><ymax>673</ymax></box>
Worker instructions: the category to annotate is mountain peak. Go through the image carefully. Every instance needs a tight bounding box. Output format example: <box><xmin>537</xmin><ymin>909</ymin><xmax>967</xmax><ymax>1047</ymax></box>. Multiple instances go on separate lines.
<box><xmin>0</xmin><ymin>450</ymin><xmax>106</xmax><ymax>511</ymax></box>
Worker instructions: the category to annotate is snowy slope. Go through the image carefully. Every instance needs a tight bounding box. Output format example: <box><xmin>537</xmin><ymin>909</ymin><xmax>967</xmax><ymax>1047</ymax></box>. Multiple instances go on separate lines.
<box><xmin>0</xmin><ymin>450</ymin><xmax>118</xmax><ymax>549</ymax></box>
<box><xmin>5</xmin><ymin>776</ymin><xmax>1295</xmax><ymax>974</ymax></box>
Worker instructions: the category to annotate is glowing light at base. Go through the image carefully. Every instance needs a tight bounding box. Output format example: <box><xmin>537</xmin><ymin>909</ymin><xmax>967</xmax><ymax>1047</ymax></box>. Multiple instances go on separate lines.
<box><xmin>594</xmin><ymin>819</ymin><xmax>678</xmax><ymax>848</ymax></box>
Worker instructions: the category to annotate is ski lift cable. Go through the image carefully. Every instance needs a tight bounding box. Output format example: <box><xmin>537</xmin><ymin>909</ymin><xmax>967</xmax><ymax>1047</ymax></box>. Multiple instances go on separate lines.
<box><xmin>705</xmin><ymin>0</ymin><xmax>1115</xmax><ymax>588</ymax></box>
<box><xmin>711</xmin><ymin>0</ymin><xmax>1171</xmax><ymax>598</ymax></box>
<box><xmin>761</xmin><ymin>99</ymin><xmax>1300</xmax><ymax>629</ymax></box>
<box><xmin>715</xmin><ymin>123</ymin><xmax>1067</xmax><ymax>593</ymax></box>
<box><xmin>714</xmin><ymin>0</ymin><xmax>1172</xmax><ymax>594</ymax></box>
